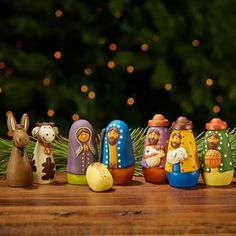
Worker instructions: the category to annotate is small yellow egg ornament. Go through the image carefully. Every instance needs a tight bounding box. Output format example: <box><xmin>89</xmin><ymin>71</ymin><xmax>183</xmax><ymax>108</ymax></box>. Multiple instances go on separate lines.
<box><xmin>86</xmin><ymin>162</ymin><xmax>113</xmax><ymax>192</ymax></box>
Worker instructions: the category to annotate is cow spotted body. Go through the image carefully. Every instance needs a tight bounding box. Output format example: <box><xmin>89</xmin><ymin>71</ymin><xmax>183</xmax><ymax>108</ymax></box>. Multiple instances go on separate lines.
<box><xmin>31</xmin><ymin>123</ymin><xmax>58</xmax><ymax>184</ymax></box>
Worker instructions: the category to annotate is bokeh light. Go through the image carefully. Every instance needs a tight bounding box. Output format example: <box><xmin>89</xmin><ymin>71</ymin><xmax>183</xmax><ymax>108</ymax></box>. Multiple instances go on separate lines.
<box><xmin>206</xmin><ymin>78</ymin><xmax>213</xmax><ymax>86</ymax></box>
<box><xmin>127</xmin><ymin>97</ymin><xmax>135</xmax><ymax>106</ymax></box>
<box><xmin>54</xmin><ymin>51</ymin><xmax>62</xmax><ymax>59</ymax></box>
<box><xmin>88</xmin><ymin>91</ymin><xmax>96</xmax><ymax>99</ymax></box>
<box><xmin>107</xmin><ymin>60</ymin><xmax>116</xmax><ymax>69</ymax></box>
<box><xmin>127</xmin><ymin>65</ymin><xmax>134</xmax><ymax>73</ymax></box>
<box><xmin>164</xmin><ymin>83</ymin><xmax>172</xmax><ymax>91</ymax></box>
<box><xmin>81</xmin><ymin>85</ymin><xmax>88</xmax><ymax>93</ymax></box>
<box><xmin>47</xmin><ymin>109</ymin><xmax>55</xmax><ymax>117</ymax></box>
<box><xmin>72</xmin><ymin>113</ymin><xmax>80</xmax><ymax>121</ymax></box>
<box><xmin>192</xmin><ymin>39</ymin><xmax>200</xmax><ymax>47</ymax></box>
<box><xmin>55</xmin><ymin>9</ymin><xmax>63</xmax><ymax>17</ymax></box>
<box><xmin>213</xmin><ymin>105</ymin><xmax>220</xmax><ymax>113</ymax></box>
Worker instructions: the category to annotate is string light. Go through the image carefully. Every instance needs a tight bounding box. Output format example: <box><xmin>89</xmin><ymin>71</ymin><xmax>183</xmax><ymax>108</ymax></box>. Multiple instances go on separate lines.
<box><xmin>54</xmin><ymin>51</ymin><xmax>62</xmax><ymax>60</ymax></box>
<box><xmin>127</xmin><ymin>97</ymin><xmax>135</xmax><ymax>106</ymax></box>
<box><xmin>192</xmin><ymin>39</ymin><xmax>200</xmax><ymax>47</ymax></box>
<box><xmin>164</xmin><ymin>83</ymin><xmax>172</xmax><ymax>91</ymax></box>
<box><xmin>213</xmin><ymin>105</ymin><xmax>220</xmax><ymax>113</ymax></box>
<box><xmin>72</xmin><ymin>113</ymin><xmax>80</xmax><ymax>121</ymax></box>
<box><xmin>98</xmin><ymin>38</ymin><xmax>106</xmax><ymax>45</ymax></box>
<box><xmin>141</xmin><ymin>43</ymin><xmax>149</xmax><ymax>51</ymax></box>
<box><xmin>42</xmin><ymin>78</ymin><xmax>51</xmax><ymax>86</ymax></box>
<box><xmin>55</xmin><ymin>9</ymin><xmax>63</xmax><ymax>18</ymax></box>
<box><xmin>206</xmin><ymin>78</ymin><xmax>213</xmax><ymax>86</ymax></box>
<box><xmin>47</xmin><ymin>109</ymin><xmax>55</xmax><ymax>117</ymax></box>
<box><xmin>114</xmin><ymin>10</ymin><xmax>122</xmax><ymax>18</ymax></box>
<box><xmin>15</xmin><ymin>40</ymin><xmax>23</xmax><ymax>49</ymax></box>
<box><xmin>152</xmin><ymin>35</ymin><xmax>159</xmax><ymax>42</ymax></box>
<box><xmin>0</xmin><ymin>62</ymin><xmax>5</xmax><ymax>70</ymax></box>
<box><xmin>81</xmin><ymin>85</ymin><xmax>88</xmax><ymax>93</ymax></box>
<box><xmin>88</xmin><ymin>91</ymin><xmax>96</xmax><ymax>99</ymax></box>
<box><xmin>84</xmin><ymin>67</ymin><xmax>93</xmax><ymax>75</ymax></box>
<box><xmin>127</xmin><ymin>65</ymin><xmax>134</xmax><ymax>73</ymax></box>
<box><xmin>109</xmin><ymin>43</ymin><xmax>117</xmax><ymax>51</ymax></box>
<box><xmin>216</xmin><ymin>95</ymin><xmax>223</xmax><ymax>103</ymax></box>
<box><xmin>107</xmin><ymin>60</ymin><xmax>116</xmax><ymax>69</ymax></box>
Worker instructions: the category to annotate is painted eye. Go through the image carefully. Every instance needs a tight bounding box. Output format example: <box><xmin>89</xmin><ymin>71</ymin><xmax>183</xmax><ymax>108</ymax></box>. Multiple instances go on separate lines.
<box><xmin>46</xmin><ymin>134</ymin><xmax>49</xmax><ymax>136</ymax></box>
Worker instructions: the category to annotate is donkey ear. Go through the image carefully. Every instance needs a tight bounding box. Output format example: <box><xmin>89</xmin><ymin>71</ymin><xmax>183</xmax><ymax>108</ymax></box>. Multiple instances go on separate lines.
<box><xmin>53</xmin><ymin>127</ymin><xmax>59</xmax><ymax>136</ymax></box>
<box><xmin>20</xmin><ymin>113</ymin><xmax>29</xmax><ymax>131</ymax></box>
<box><xmin>7</xmin><ymin>113</ymin><xmax>17</xmax><ymax>132</ymax></box>
<box><xmin>32</xmin><ymin>127</ymin><xmax>40</xmax><ymax>137</ymax></box>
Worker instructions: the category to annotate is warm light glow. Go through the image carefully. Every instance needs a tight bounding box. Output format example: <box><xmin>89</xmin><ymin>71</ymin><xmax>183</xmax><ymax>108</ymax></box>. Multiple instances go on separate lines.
<box><xmin>98</xmin><ymin>38</ymin><xmax>106</xmax><ymax>45</ymax></box>
<box><xmin>0</xmin><ymin>62</ymin><xmax>5</xmax><ymax>70</ymax></box>
<box><xmin>55</xmin><ymin>9</ymin><xmax>63</xmax><ymax>17</ymax></box>
<box><xmin>72</xmin><ymin>113</ymin><xmax>80</xmax><ymax>121</ymax></box>
<box><xmin>43</xmin><ymin>78</ymin><xmax>51</xmax><ymax>86</ymax></box>
<box><xmin>88</xmin><ymin>91</ymin><xmax>96</xmax><ymax>99</ymax></box>
<box><xmin>127</xmin><ymin>97</ymin><xmax>135</xmax><ymax>106</ymax></box>
<box><xmin>47</xmin><ymin>109</ymin><xmax>55</xmax><ymax>117</ymax></box>
<box><xmin>164</xmin><ymin>83</ymin><xmax>172</xmax><ymax>91</ymax></box>
<box><xmin>152</xmin><ymin>35</ymin><xmax>159</xmax><ymax>42</ymax></box>
<box><xmin>141</xmin><ymin>43</ymin><xmax>149</xmax><ymax>51</ymax></box>
<box><xmin>84</xmin><ymin>67</ymin><xmax>93</xmax><ymax>75</ymax></box>
<box><xmin>213</xmin><ymin>105</ymin><xmax>220</xmax><ymax>113</ymax></box>
<box><xmin>81</xmin><ymin>85</ymin><xmax>88</xmax><ymax>93</ymax></box>
<box><xmin>107</xmin><ymin>60</ymin><xmax>116</xmax><ymax>69</ymax></box>
<box><xmin>16</xmin><ymin>40</ymin><xmax>23</xmax><ymax>48</ymax></box>
<box><xmin>109</xmin><ymin>43</ymin><xmax>117</xmax><ymax>51</ymax></box>
<box><xmin>216</xmin><ymin>95</ymin><xmax>223</xmax><ymax>103</ymax></box>
<box><xmin>127</xmin><ymin>65</ymin><xmax>134</xmax><ymax>73</ymax></box>
<box><xmin>114</xmin><ymin>10</ymin><xmax>122</xmax><ymax>18</ymax></box>
<box><xmin>192</xmin><ymin>39</ymin><xmax>200</xmax><ymax>47</ymax></box>
<box><xmin>6</xmin><ymin>111</ymin><xmax>12</xmax><ymax>117</ymax></box>
<box><xmin>6</xmin><ymin>68</ymin><xmax>13</xmax><ymax>76</ymax></box>
<box><xmin>0</xmin><ymin>88</ymin><xmax>2</xmax><ymax>94</ymax></box>
<box><xmin>54</xmin><ymin>51</ymin><xmax>62</xmax><ymax>59</ymax></box>
<box><xmin>206</xmin><ymin>78</ymin><xmax>213</xmax><ymax>86</ymax></box>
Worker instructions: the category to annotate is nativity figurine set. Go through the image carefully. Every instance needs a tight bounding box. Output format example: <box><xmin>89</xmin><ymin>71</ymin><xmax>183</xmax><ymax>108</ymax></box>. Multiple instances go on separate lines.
<box><xmin>6</xmin><ymin>112</ymin><xmax>235</xmax><ymax>192</ymax></box>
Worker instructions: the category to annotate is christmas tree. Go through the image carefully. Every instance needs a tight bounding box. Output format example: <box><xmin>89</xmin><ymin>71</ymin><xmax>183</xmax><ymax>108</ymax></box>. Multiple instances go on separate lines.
<box><xmin>0</xmin><ymin>0</ymin><xmax>236</xmax><ymax>136</ymax></box>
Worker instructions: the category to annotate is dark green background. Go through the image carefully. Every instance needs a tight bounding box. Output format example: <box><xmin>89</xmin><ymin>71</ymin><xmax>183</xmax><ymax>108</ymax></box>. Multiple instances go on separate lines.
<box><xmin>0</xmin><ymin>0</ymin><xmax>236</xmax><ymax>137</ymax></box>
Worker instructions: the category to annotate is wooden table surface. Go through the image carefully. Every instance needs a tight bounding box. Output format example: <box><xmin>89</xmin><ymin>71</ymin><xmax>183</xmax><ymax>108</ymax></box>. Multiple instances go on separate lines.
<box><xmin>0</xmin><ymin>173</ymin><xmax>236</xmax><ymax>235</ymax></box>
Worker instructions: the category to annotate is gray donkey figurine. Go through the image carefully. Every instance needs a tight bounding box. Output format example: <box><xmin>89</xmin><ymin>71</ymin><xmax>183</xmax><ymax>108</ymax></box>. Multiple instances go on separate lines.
<box><xmin>7</xmin><ymin>113</ymin><xmax>33</xmax><ymax>187</ymax></box>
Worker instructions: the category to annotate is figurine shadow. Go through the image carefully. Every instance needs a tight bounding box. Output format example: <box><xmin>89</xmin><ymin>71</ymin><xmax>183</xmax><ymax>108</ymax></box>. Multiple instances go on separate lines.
<box><xmin>89</xmin><ymin>187</ymin><xmax>116</xmax><ymax>193</ymax></box>
<box><xmin>125</xmin><ymin>180</ymin><xmax>144</xmax><ymax>186</ymax></box>
<box><xmin>23</xmin><ymin>185</ymin><xmax>38</xmax><ymax>190</ymax></box>
<box><xmin>51</xmin><ymin>181</ymin><xmax>67</xmax><ymax>186</ymax></box>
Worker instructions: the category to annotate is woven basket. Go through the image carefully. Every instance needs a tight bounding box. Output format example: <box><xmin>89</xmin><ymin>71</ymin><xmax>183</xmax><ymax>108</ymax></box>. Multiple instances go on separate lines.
<box><xmin>204</xmin><ymin>149</ymin><xmax>222</xmax><ymax>168</ymax></box>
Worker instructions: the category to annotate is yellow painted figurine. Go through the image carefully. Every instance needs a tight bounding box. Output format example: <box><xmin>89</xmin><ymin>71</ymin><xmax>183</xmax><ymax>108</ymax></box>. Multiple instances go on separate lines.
<box><xmin>165</xmin><ymin>116</ymin><xmax>200</xmax><ymax>188</ymax></box>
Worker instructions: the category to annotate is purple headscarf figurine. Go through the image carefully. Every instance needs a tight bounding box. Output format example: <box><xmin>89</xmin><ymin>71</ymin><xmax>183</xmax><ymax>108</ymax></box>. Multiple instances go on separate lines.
<box><xmin>66</xmin><ymin>119</ymin><xmax>98</xmax><ymax>185</ymax></box>
<box><xmin>142</xmin><ymin>114</ymin><xmax>170</xmax><ymax>183</ymax></box>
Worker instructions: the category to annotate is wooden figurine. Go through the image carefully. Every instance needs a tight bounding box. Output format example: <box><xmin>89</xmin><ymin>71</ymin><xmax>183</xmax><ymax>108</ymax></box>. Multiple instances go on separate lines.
<box><xmin>142</xmin><ymin>114</ymin><xmax>169</xmax><ymax>183</ymax></box>
<box><xmin>66</xmin><ymin>119</ymin><xmax>98</xmax><ymax>185</ymax></box>
<box><xmin>100</xmin><ymin>120</ymin><xmax>135</xmax><ymax>185</ymax></box>
<box><xmin>7</xmin><ymin>113</ymin><xmax>33</xmax><ymax>187</ymax></box>
<box><xmin>86</xmin><ymin>162</ymin><xmax>113</xmax><ymax>192</ymax></box>
<box><xmin>201</xmin><ymin>118</ymin><xmax>234</xmax><ymax>186</ymax></box>
<box><xmin>165</xmin><ymin>116</ymin><xmax>200</xmax><ymax>188</ymax></box>
<box><xmin>31</xmin><ymin>122</ymin><xmax>58</xmax><ymax>184</ymax></box>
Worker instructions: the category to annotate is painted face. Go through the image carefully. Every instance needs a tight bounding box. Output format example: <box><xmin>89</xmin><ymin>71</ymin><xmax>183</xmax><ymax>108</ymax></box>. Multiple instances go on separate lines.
<box><xmin>77</xmin><ymin>129</ymin><xmax>90</xmax><ymax>143</ymax></box>
<box><xmin>13</xmin><ymin>129</ymin><xmax>29</xmax><ymax>148</ymax></box>
<box><xmin>148</xmin><ymin>131</ymin><xmax>159</xmax><ymax>145</ymax></box>
<box><xmin>170</xmin><ymin>134</ymin><xmax>182</xmax><ymax>149</ymax></box>
<box><xmin>207</xmin><ymin>134</ymin><xmax>219</xmax><ymax>149</ymax></box>
<box><xmin>108</xmin><ymin>128</ymin><xmax>119</xmax><ymax>145</ymax></box>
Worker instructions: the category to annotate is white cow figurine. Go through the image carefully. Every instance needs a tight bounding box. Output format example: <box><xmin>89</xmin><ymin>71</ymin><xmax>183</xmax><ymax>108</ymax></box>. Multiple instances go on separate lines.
<box><xmin>31</xmin><ymin>122</ymin><xmax>59</xmax><ymax>184</ymax></box>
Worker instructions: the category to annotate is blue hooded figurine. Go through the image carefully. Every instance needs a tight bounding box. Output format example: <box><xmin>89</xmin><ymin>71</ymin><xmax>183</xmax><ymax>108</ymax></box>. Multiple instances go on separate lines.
<box><xmin>100</xmin><ymin>120</ymin><xmax>135</xmax><ymax>184</ymax></box>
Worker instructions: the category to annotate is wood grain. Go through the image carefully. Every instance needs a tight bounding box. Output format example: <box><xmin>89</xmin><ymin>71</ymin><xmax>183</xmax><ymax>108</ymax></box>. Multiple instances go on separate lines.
<box><xmin>0</xmin><ymin>173</ymin><xmax>236</xmax><ymax>235</ymax></box>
